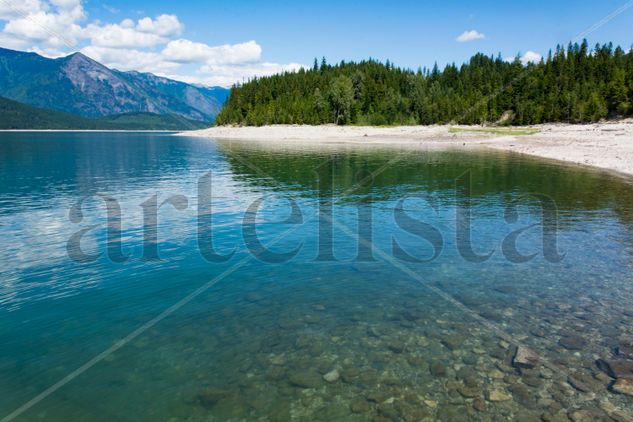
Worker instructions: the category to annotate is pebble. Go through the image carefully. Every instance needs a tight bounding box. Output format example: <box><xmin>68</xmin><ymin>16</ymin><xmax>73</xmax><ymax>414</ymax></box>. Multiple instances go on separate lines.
<box><xmin>323</xmin><ymin>369</ymin><xmax>340</xmax><ymax>383</ymax></box>
<box><xmin>596</xmin><ymin>359</ymin><xmax>633</xmax><ymax>378</ymax></box>
<box><xmin>541</xmin><ymin>411</ymin><xmax>570</xmax><ymax>422</ymax></box>
<box><xmin>430</xmin><ymin>362</ymin><xmax>447</xmax><ymax>377</ymax></box>
<box><xmin>513</xmin><ymin>345</ymin><xmax>539</xmax><ymax>369</ymax></box>
<box><xmin>567</xmin><ymin>375</ymin><xmax>592</xmax><ymax>393</ymax></box>
<box><xmin>617</xmin><ymin>336</ymin><xmax>633</xmax><ymax>359</ymax></box>
<box><xmin>486</xmin><ymin>388</ymin><xmax>511</xmax><ymax>402</ymax></box>
<box><xmin>558</xmin><ymin>335</ymin><xmax>586</xmax><ymax>350</ymax></box>
<box><xmin>472</xmin><ymin>398</ymin><xmax>487</xmax><ymax>412</ymax></box>
<box><xmin>423</xmin><ymin>399</ymin><xmax>437</xmax><ymax>409</ymax></box>
<box><xmin>288</xmin><ymin>369</ymin><xmax>322</xmax><ymax>388</ymax></box>
<box><xmin>611</xmin><ymin>377</ymin><xmax>633</xmax><ymax>397</ymax></box>
<box><xmin>197</xmin><ymin>388</ymin><xmax>228</xmax><ymax>408</ymax></box>
<box><xmin>350</xmin><ymin>397</ymin><xmax>370</xmax><ymax>413</ymax></box>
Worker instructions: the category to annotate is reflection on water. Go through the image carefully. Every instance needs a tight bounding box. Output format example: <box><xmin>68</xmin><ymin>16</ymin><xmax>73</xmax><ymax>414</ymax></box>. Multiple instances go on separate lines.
<box><xmin>1</xmin><ymin>133</ymin><xmax>633</xmax><ymax>421</ymax></box>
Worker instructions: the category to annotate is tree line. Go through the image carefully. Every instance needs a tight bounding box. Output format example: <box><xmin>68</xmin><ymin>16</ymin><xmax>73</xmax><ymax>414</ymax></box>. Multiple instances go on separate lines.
<box><xmin>215</xmin><ymin>41</ymin><xmax>633</xmax><ymax>126</ymax></box>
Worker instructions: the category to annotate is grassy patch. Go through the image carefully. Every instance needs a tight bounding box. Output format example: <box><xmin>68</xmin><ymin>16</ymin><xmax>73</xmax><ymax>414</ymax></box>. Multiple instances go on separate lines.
<box><xmin>449</xmin><ymin>127</ymin><xmax>540</xmax><ymax>136</ymax></box>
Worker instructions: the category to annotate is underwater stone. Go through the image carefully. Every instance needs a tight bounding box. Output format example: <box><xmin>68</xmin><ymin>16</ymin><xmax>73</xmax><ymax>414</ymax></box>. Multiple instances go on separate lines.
<box><xmin>323</xmin><ymin>369</ymin><xmax>340</xmax><ymax>383</ymax></box>
<box><xmin>388</xmin><ymin>339</ymin><xmax>405</xmax><ymax>353</ymax></box>
<box><xmin>472</xmin><ymin>398</ymin><xmax>487</xmax><ymax>412</ymax></box>
<box><xmin>558</xmin><ymin>335</ymin><xmax>586</xmax><ymax>350</ymax></box>
<box><xmin>541</xmin><ymin>411</ymin><xmax>570</xmax><ymax>422</ymax></box>
<box><xmin>611</xmin><ymin>377</ymin><xmax>633</xmax><ymax>397</ymax></box>
<box><xmin>513</xmin><ymin>345</ymin><xmax>539</xmax><ymax>369</ymax></box>
<box><xmin>596</xmin><ymin>359</ymin><xmax>633</xmax><ymax>378</ymax></box>
<box><xmin>569</xmin><ymin>409</ymin><xmax>603</xmax><ymax>422</ymax></box>
<box><xmin>441</xmin><ymin>335</ymin><xmax>462</xmax><ymax>350</ymax></box>
<box><xmin>287</xmin><ymin>369</ymin><xmax>322</xmax><ymax>388</ymax></box>
<box><xmin>430</xmin><ymin>362</ymin><xmax>447</xmax><ymax>377</ymax></box>
<box><xmin>566</xmin><ymin>375</ymin><xmax>592</xmax><ymax>393</ymax></box>
<box><xmin>617</xmin><ymin>336</ymin><xmax>633</xmax><ymax>359</ymax></box>
<box><xmin>349</xmin><ymin>397</ymin><xmax>370</xmax><ymax>413</ymax></box>
<box><xmin>486</xmin><ymin>388</ymin><xmax>511</xmax><ymax>402</ymax></box>
<box><xmin>197</xmin><ymin>388</ymin><xmax>228</xmax><ymax>408</ymax></box>
<box><xmin>436</xmin><ymin>405</ymin><xmax>468</xmax><ymax>422</ymax></box>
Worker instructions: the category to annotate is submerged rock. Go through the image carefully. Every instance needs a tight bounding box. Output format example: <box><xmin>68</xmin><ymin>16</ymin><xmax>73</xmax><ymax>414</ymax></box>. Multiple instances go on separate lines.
<box><xmin>617</xmin><ymin>336</ymin><xmax>633</xmax><ymax>359</ymax></box>
<box><xmin>486</xmin><ymin>388</ymin><xmax>511</xmax><ymax>402</ymax></box>
<box><xmin>472</xmin><ymin>398</ymin><xmax>487</xmax><ymax>412</ymax></box>
<box><xmin>513</xmin><ymin>345</ymin><xmax>539</xmax><ymax>369</ymax></box>
<box><xmin>288</xmin><ymin>369</ymin><xmax>322</xmax><ymax>388</ymax></box>
<box><xmin>350</xmin><ymin>396</ymin><xmax>370</xmax><ymax>413</ymax></box>
<box><xmin>567</xmin><ymin>374</ymin><xmax>593</xmax><ymax>393</ymax></box>
<box><xmin>558</xmin><ymin>335</ymin><xmax>586</xmax><ymax>350</ymax></box>
<box><xmin>197</xmin><ymin>388</ymin><xmax>228</xmax><ymax>408</ymax></box>
<box><xmin>323</xmin><ymin>369</ymin><xmax>340</xmax><ymax>383</ymax></box>
<box><xmin>437</xmin><ymin>405</ymin><xmax>468</xmax><ymax>422</ymax></box>
<box><xmin>596</xmin><ymin>359</ymin><xmax>633</xmax><ymax>378</ymax></box>
<box><xmin>442</xmin><ymin>334</ymin><xmax>463</xmax><ymax>351</ymax></box>
<box><xmin>541</xmin><ymin>411</ymin><xmax>569</xmax><ymax>422</ymax></box>
<box><xmin>611</xmin><ymin>377</ymin><xmax>633</xmax><ymax>397</ymax></box>
<box><xmin>430</xmin><ymin>362</ymin><xmax>447</xmax><ymax>377</ymax></box>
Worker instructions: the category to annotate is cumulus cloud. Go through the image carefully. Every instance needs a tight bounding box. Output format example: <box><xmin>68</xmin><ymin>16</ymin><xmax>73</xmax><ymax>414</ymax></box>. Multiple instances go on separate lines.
<box><xmin>456</xmin><ymin>30</ymin><xmax>485</xmax><ymax>42</ymax></box>
<box><xmin>0</xmin><ymin>0</ymin><xmax>304</xmax><ymax>87</ymax></box>
<box><xmin>0</xmin><ymin>0</ymin><xmax>45</xmax><ymax>20</ymax></box>
<box><xmin>136</xmin><ymin>14</ymin><xmax>182</xmax><ymax>37</ymax></box>
<box><xmin>520</xmin><ymin>51</ymin><xmax>542</xmax><ymax>64</ymax></box>
<box><xmin>162</xmin><ymin>39</ymin><xmax>261</xmax><ymax>65</ymax></box>
<box><xmin>2</xmin><ymin>1</ymin><xmax>85</xmax><ymax>47</ymax></box>
<box><xmin>192</xmin><ymin>62</ymin><xmax>306</xmax><ymax>87</ymax></box>
<box><xmin>80</xmin><ymin>45</ymin><xmax>181</xmax><ymax>73</ymax></box>
<box><xmin>505</xmin><ymin>51</ymin><xmax>543</xmax><ymax>65</ymax></box>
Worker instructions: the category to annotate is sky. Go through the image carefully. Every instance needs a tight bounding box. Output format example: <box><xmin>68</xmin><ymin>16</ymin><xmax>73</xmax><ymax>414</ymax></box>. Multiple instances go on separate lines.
<box><xmin>0</xmin><ymin>0</ymin><xmax>631</xmax><ymax>87</ymax></box>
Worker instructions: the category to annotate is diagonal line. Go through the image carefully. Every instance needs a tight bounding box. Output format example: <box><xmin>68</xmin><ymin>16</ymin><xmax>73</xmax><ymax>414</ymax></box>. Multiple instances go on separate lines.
<box><xmin>225</xmin><ymin>144</ymin><xmax>626</xmax><ymax>408</ymax></box>
<box><xmin>0</xmin><ymin>218</ymin><xmax>309</xmax><ymax>422</ymax></box>
<box><xmin>3</xmin><ymin>143</ymin><xmax>407</xmax><ymax>421</ymax></box>
<box><xmin>222</xmin><ymin>145</ymin><xmax>410</xmax><ymax>207</ymax></box>
<box><xmin>324</xmin><ymin>213</ymin><xmax>626</xmax><ymax>405</ymax></box>
<box><xmin>455</xmin><ymin>0</ymin><xmax>633</xmax><ymax>124</ymax></box>
<box><xmin>573</xmin><ymin>0</ymin><xmax>633</xmax><ymax>42</ymax></box>
<box><xmin>0</xmin><ymin>0</ymin><xmax>78</xmax><ymax>50</ymax></box>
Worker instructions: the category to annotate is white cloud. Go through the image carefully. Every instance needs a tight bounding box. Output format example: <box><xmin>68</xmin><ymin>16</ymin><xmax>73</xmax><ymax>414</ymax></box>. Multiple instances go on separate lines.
<box><xmin>456</xmin><ymin>30</ymin><xmax>485</xmax><ymax>42</ymax></box>
<box><xmin>84</xmin><ymin>15</ymin><xmax>183</xmax><ymax>48</ymax></box>
<box><xmin>136</xmin><ymin>14</ymin><xmax>182</xmax><ymax>37</ymax></box>
<box><xmin>505</xmin><ymin>51</ymin><xmax>543</xmax><ymax>65</ymax></box>
<box><xmin>520</xmin><ymin>50</ymin><xmax>542</xmax><ymax>64</ymax></box>
<box><xmin>162</xmin><ymin>39</ymin><xmax>261</xmax><ymax>65</ymax></box>
<box><xmin>187</xmin><ymin>62</ymin><xmax>306</xmax><ymax>87</ymax></box>
<box><xmin>2</xmin><ymin>1</ymin><xmax>85</xmax><ymax>47</ymax></box>
<box><xmin>0</xmin><ymin>0</ymin><xmax>304</xmax><ymax>87</ymax></box>
<box><xmin>80</xmin><ymin>45</ymin><xmax>181</xmax><ymax>73</ymax></box>
<box><xmin>85</xmin><ymin>23</ymin><xmax>165</xmax><ymax>48</ymax></box>
<box><xmin>0</xmin><ymin>0</ymin><xmax>45</xmax><ymax>20</ymax></box>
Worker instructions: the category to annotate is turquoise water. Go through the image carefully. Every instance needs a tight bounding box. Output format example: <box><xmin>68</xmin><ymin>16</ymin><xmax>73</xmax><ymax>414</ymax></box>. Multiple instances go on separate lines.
<box><xmin>1</xmin><ymin>132</ymin><xmax>633</xmax><ymax>421</ymax></box>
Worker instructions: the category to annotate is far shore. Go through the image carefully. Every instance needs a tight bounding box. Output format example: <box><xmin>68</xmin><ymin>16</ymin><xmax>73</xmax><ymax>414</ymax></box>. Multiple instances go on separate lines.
<box><xmin>0</xmin><ymin>129</ymin><xmax>178</xmax><ymax>133</ymax></box>
<box><xmin>181</xmin><ymin>122</ymin><xmax>633</xmax><ymax>178</ymax></box>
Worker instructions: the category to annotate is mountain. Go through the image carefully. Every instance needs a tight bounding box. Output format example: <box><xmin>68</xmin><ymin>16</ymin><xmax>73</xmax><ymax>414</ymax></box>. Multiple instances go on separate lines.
<box><xmin>0</xmin><ymin>47</ymin><xmax>229</xmax><ymax>122</ymax></box>
<box><xmin>0</xmin><ymin>96</ymin><xmax>209</xmax><ymax>130</ymax></box>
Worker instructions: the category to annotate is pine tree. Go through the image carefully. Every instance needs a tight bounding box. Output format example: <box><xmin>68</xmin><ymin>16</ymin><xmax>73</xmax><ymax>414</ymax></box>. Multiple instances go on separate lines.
<box><xmin>215</xmin><ymin>41</ymin><xmax>633</xmax><ymax>126</ymax></box>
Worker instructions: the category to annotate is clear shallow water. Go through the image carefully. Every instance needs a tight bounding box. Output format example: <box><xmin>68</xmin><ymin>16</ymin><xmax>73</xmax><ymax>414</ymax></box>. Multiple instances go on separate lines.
<box><xmin>1</xmin><ymin>133</ymin><xmax>633</xmax><ymax>421</ymax></box>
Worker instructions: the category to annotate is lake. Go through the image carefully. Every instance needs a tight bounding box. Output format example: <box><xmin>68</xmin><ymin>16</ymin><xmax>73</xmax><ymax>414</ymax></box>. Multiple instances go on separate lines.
<box><xmin>1</xmin><ymin>132</ymin><xmax>633</xmax><ymax>421</ymax></box>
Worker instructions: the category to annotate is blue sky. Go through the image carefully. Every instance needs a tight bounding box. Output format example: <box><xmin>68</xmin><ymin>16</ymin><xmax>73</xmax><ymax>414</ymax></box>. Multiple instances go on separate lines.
<box><xmin>1</xmin><ymin>0</ymin><xmax>632</xmax><ymax>86</ymax></box>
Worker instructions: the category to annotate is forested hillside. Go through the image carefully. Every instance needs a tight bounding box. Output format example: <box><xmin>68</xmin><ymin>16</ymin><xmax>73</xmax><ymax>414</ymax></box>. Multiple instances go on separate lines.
<box><xmin>0</xmin><ymin>96</ymin><xmax>208</xmax><ymax>130</ymax></box>
<box><xmin>216</xmin><ymin>41</ymin><xmax>633</xmax><ymax>126</ymax></box>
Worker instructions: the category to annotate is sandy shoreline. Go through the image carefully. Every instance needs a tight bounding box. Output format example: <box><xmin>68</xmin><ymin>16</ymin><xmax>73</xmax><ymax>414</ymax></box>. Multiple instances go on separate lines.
<box><xmin>182</xmin><ymin>122</ymin><xmax>633</xmax><ymax>178</ymax></box>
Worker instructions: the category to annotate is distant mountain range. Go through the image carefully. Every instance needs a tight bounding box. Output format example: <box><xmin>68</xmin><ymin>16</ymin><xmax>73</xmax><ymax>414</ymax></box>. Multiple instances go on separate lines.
<box><xmin>0</xmin><ymin>47</ymin><xmax>230</xmax><ymax>129</ymax></box>
<box><xmin>0</xmin><ymin>96</ymin><xmax>209</xmax><ymax>130</ymax></box>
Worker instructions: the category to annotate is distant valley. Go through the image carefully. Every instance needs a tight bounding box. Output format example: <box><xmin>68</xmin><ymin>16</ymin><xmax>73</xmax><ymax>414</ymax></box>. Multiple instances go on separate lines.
<box><xmin>0</xmin><ymin>47</ymin><xmax>229</xmax><ymax>130</ymax></box>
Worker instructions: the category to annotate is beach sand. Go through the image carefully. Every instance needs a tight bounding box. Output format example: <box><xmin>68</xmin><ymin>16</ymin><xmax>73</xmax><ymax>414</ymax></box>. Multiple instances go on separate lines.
<box><xmin>182</xmin><ymin>122</ymin><xmax>633</xmax><ymax>177</ymax></box>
